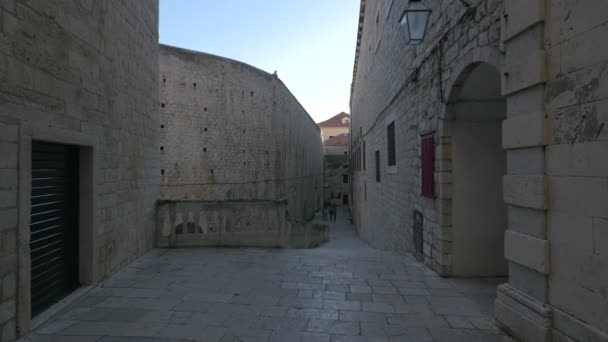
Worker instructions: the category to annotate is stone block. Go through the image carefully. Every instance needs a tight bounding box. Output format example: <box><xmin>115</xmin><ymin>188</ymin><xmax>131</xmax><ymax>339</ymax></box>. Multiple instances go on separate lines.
<box><xmin>549</xmin><ymin>176</ymin><xmax>607</xmax><ymax>217</ymax></box>
<box><xmin>0</xmin><ymin>143</ymin><xmax>16</xmax><ymax>169</ymax></box>
<box><xmin>503</xmin><ymin>174</ymin><xmax>548</xmax><ymax>210</ymax></box>
<box><xmin>560</xmin><ymin>23</ymin><xmax>608</xmax><ymax>74</ymax></box>
<box><xmin>1</xmin><ymin>274</ymin><xmax>15</xmax><ymax>301</ymax></box>
<box><xmin>0</xmin><ymin>122</ymin><xmax>17</xmax><ymax>143</ymax></box>
<box><xmin>0</xmin><ymin>299</ymin><xmax>14</xmax><ymax>324</ymax></box>
<box><xmin>502</xmin><ymin>50</ymin><xmax>547</xmax><ymax>96</ymax></box>
<box><xmin>1</xmin><ymin>319</ymin><xmax>15</xmax><ymax>342</ymax></box>
<box><xmin>508</xmin><ymin>205</ymin><xmax>546</xmax><ymax>239</ymax></box>
<box><xmin>504</xmin><ymin>0</ymin><xmax>545</xmax><ymax>41</ymax></box>
<box><xmin>504</xmin><ymin>230</ymin><xmax>550</xmax><ymax>274</ymax></box>
<box><xmin>507</xmin><ymin>262</ymin><xmax>547</xmax><ymax>303</ymax></box>
<box><xmin>507</xmin><ymin>147</ymin><xmax>544</xmax><ymax>175</ymax></box>
<box><xmin>593</xmin><ymin>217</ymin><xmax>608</xmax><ymax>255</ymax></box>
<box><xmin>548</xmin><ymin>212</ymin><xmax>594</xmax><ymax>252</ymax></box>
<box><xmin>502</xmin><ymin>112</ymin><xmax>549</xmax><ymax>148</ymax></box>
<box><xmin>548</xmin><ymin>0</ymin><xmax>608</xmax><ymax>44</ymax></box>
<box><xmin>0</xmin><ymin>208</ymin><xmax>18</xmax><ymax>232</ymax></box>
<box><xmin>546</xmin><ymin>141</ymin><xmax>608</xmax><ymax>177</ymax></box>
<box><xmin>0</xmin><ymin>190</ymin><xmax>16</xmax><ymax>210</ymax></box>
<box><xmin>506</xmin><ymin>85</ymin><xmax>545</xmax><ymax>118</ymax></box>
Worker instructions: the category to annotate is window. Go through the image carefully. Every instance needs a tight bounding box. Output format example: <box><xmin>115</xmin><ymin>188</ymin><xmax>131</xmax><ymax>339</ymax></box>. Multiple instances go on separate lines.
<box><xmin>343</xmin><ymin>164</ymin><xmax>348</xmax><ymax>169</ymax></box>
<box><xmin>387</xmin><ymin>122</ymin><xmax>396</xmax><ymax>166</ymax></box>
<box><xmin>363</xmin><ymin>140</ymin><xmax>366</xmax><ymax>171</ymax></box>
<box><xmin>421</xmin><ymin>133</ymin><xmax>435</xmax><ymax>198</ymax></box>
<box><xmin>344</xmin><ymin>151</ymin><xmax>348</xmax><ymax>155</ymax></box>
<box><xmin>343</xmin><ymin>175</ymin><xmax>349</xmax><ymax>184</ymax></box>
<box><xmin>375</xmin><ymin>151</ymin><xmax>381</xmax><ymax>182</ymax></box>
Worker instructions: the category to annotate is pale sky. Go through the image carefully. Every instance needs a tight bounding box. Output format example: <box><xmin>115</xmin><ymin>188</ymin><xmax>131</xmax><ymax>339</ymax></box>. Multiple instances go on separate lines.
<box><xmin>159</xmin><ymin>0</ymin><xmax>360</xmax><ymax>123</ymax></box>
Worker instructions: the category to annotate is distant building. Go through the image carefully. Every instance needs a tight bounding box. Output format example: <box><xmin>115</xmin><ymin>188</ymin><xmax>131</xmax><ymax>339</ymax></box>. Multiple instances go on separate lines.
<box><xmin>318</xmin><ymin>112</ymin><xmax>350</xmax><ymax>142</ymax></box>
<box><xmin>318</xmin><ymin>114</ymin><xmax>350</xmax><ymax>205</ymax></box>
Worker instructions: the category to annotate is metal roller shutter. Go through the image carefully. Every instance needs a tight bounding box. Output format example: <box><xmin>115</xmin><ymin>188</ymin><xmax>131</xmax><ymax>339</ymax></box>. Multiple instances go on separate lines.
<box><xmin>30</xmin><ymin>141</ymin><xmax>80</xmax><ymax>317</ymax></box>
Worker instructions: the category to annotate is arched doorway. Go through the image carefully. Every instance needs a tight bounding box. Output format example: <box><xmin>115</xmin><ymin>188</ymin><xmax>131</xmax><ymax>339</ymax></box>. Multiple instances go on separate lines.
<box><xmin>445</xmin><ymin>62</ymin><xmax>507</xmax><ymax>277</ymax></box>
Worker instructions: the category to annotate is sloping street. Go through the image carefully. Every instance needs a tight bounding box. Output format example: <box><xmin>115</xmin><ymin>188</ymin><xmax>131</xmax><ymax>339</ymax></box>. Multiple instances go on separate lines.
<box><xmin>23</xmin><ymin>209</ymin><xmax>511</xmax><ymax>342</ymax></box>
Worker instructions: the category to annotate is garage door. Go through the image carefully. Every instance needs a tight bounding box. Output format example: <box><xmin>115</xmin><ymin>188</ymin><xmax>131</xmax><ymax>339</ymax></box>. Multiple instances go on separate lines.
<box><xmin>30</xmin><ymin>141</ymin><xmax>80</xmax><ymax>317</ymax></box>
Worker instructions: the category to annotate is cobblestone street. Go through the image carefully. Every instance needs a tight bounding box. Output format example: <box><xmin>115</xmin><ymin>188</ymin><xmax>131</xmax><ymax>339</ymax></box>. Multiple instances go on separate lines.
<box><xmin>23</xmin><ymin>209</ymin><xmax>511</xmax><ymax>342</ymax></box>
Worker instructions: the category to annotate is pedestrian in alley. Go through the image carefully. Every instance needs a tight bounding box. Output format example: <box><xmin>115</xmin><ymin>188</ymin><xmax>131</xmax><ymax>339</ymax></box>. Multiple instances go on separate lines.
<box><xmin>329</xmin><ymin>196</ymin><xmax>337</xmax><ymax>222</ymax></box>
<box><xmin>322</xmin><ymin>200</ymin><xmax>329</xmax><ymax>221</ymax></box>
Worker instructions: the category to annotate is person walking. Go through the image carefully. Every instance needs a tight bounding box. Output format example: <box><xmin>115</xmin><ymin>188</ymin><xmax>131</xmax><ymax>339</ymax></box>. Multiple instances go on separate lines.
<box><xmin>329</xmin><ymin>196</ymin><xmax>337</xmax><ymax>222</ymax></box>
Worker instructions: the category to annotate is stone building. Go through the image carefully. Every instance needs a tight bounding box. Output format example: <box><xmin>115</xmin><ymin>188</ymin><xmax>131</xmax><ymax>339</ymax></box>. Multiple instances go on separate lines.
<box><xmin>0</xmin><ymin>0</ymin><xmax>159</xmax><ymax>339</ymax></box>
<box><xmin>321</xmin><ymin>133</ymin><xmax>350</xmax><ymax>205</ymax></box>
<box><xmin>350</xmin><ymin>0</ymin><xmax>607</xmax><ymax>341</ymax></box>
<box><xmin>157</xmin><ymin>45</ymin><xmax>323</xmax><ymax>247</ymax></box>
<box><xmin>318</xmin><ymin>111</ymin><xmax>351</xmax><ymax>142</ymax></box>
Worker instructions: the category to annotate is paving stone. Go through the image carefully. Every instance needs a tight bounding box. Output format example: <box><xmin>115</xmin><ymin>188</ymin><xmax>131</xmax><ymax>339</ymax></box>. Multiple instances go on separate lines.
<box><xmin>362</xmin><ymin>302</ymin><xmax>395</xmax><ymax>313</ymax></box>
<box><xmin>322</xmin><ymin>299</ymin><xmax>361</xmax><ymax>311</ymax></box>
<box><xmin>306</xmin><ymin>319</ymin><xmax>360</xmax><ymax>335</ymax></box>
<box><xmin>28</xmin><ymin>208</ymin><xmax>507</xmax><ymax>341</ymax></box>
<box><xmin>371</xmin><ymin>294</ymin><xmax>406</xmax><ymax>304</ymax></box>
<box><xmin>372</xmin><ymin>286</ymin><xmax>398</xmax><ymax>294</ymax></box>
<box><xmin>346</xmin><ymin>293</ymin><xmax>373</xmax><ymax>302</ymax></box>
<box><xmin>338</xmin><ymin>310</ymin><xmax>386</xmax><ymax>322</ymax></box>
<box><xmin>313</xmin><ymin>291</ymin><xmax>346</xmax><ymax>301</ymax></box>
<box><xmin>445</xmin><ymin>315</ymin><xmax>475</xmax><ymax>329</ymax></box>
<box><xmin>350</xmin><ymin>285</ymin><xmax>372</xmax><ymax>293</ymax></box>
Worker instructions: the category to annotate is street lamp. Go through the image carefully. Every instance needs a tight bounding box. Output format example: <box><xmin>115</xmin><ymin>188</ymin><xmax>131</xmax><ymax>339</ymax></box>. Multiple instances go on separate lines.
<box><xmin>399</xmin><ymin>0</ymin><xmax>431</xmax><ymax>45</ymax></box>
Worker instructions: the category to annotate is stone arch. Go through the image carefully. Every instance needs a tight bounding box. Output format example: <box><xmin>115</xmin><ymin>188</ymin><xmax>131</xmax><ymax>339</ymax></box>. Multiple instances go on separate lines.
<box><xmin>437</xmin><ymin>57</ymin><xmax>508</xmax><ymax>277</ymax></box>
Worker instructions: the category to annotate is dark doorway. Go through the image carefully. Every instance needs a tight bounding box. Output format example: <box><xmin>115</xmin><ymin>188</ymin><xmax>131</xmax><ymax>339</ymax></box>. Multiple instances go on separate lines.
<box><xmin>30</xmin><ymin>141</ymin><xmax>80</xmax><ymax>317</ymax></box>
<box><xmin>342</xmin><ymin>194</ymin><xmax>349</xmax><ymax>205</ymax></box>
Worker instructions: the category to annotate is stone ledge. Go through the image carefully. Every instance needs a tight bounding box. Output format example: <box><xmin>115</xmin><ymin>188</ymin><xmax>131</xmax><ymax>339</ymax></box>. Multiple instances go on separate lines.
<box><xmin>495</xmin><ymin>283</ymin><xmax>552</xmax><ymax>342</ymax></box>
<box><xmin>552</xmin><ymin>308</ymin><xmax>608</xmax><ymax>342</ymax></box>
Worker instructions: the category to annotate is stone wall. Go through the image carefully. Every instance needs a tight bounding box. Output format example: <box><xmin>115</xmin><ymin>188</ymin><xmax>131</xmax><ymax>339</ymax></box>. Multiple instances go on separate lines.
<box><xmin>0</xmin><ymin>0</ymin><xmax>159</xmax><ymax>338</ymax></box>
<box><xmin>350</xmin><ymin>0</ymin><xmax>504</xmax><ymax>271</ymax></box>
<box><xmin>159</xmin><ymin>45</ymin><xmax>323</xmax><ymax>240</ymax></box>
<box><xmin>350</xmin><ymin>0</ymin><xmax>608</xmax><ymax>341</ymax></box>
<box><xmin>543</xmin><ymin>1</ymin><xmax>608</xmax><ymax>340</ymax></box>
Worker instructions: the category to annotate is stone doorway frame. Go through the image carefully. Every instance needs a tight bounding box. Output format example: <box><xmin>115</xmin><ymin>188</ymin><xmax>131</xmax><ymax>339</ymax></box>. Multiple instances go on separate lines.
<box><xmin>16</xmin><ymin>121</ymin><xmax>98</xmax><ymax>336</ymax></box>
<box><xmin>435</xmin><ymin>47</ymin><xmax>505</xmax><ymax>276</ymax></box>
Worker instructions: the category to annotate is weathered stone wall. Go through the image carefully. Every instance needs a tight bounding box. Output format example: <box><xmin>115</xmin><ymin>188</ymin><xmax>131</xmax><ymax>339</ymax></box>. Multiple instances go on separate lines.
<box><xmin>543</xmin><ymin>1</ymin><xmax>608</xmax><ymax>340</ymax></box>
<box><xmin>0</xmin><ymin>0</ymin><xmax>159</xmax><ymax>338</ymax></box>
<box><xmin>351</xmin><ymin>0</ymin><xmax>608</xmax><ymax>341</ymax></box>
<box><xmin>350</xmin><ymin>0</ymin><xmax>504</xmax><ymax>271</ymax></box>
<box><xmin>159</xmin><ymin>45</ymin><xmax>323</xmax><ymax>235</ymax></box>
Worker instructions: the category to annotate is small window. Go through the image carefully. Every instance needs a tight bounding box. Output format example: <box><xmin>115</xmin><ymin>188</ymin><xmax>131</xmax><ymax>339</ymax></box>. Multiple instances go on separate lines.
<box><xmin>343</xmin><ymin>175</ymin><xmax>349</xmax><ymax>184</ymax></box>
<box><xmin>363</xmin><ymin>140</ymin><xmax>366</xmax><ymax>171</ymax></box>
<box><xmin>344</xmin><ymin>151</ymin><xmax>348</xmax><ymax>155</ymax></box>
<box><xmin>375</xmin><ymin>151</ymin><xmax>381</xmax><ymax>182</ymax></box>
<box><xmin>343</xmin><ymin>164</ymin><xmax>348</xmax><ymax>169</ymax></box>
<box><xmin>387</xmin><ymin>122</ymin><xmax>396</xmax><ymax>166</ymax></box>
<box><xmin>329</xmin><ymin>136</ymin><xmax>335</xmax><ymax>139</ymax></box>
<box><xmin>421</xmin><ymin>133</ymin><xmax>435</xmax><ymax>198</ymax></box>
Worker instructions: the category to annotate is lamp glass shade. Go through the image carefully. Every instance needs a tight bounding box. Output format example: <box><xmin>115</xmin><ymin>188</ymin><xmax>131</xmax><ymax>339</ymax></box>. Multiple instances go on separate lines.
<box><xmin>400</xmin><ymin>1</ymin><xmax>431</xmax><ymax>44</ymax></box>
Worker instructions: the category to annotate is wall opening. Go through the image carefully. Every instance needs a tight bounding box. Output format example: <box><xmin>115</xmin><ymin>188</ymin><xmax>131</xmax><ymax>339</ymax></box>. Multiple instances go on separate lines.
<box><xmin>445</xmin><ymin>62</ymin><xmax>507</xmax><ymax>277</ymax></box>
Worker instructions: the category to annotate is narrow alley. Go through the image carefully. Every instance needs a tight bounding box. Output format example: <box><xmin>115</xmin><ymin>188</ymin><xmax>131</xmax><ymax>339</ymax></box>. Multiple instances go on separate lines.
<box><xmin>23</xmin><ymin>208</ymin><xmax>510</xmax><ymax>342</ymax></box>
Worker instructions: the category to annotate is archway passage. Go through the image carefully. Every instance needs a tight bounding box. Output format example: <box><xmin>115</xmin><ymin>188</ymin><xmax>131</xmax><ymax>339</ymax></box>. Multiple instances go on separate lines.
<box><xmin>448</xmin><ymin>63</ymin><xmax>507</xmax><ymax>277</ymax></box>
